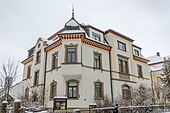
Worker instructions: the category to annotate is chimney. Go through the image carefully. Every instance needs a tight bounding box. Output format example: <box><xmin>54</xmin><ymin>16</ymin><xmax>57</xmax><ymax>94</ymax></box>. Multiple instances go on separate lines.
<box><xmin>156</xmin><ymin>52</ymin><xmax>160</xmax><ymax>56</ymax></box>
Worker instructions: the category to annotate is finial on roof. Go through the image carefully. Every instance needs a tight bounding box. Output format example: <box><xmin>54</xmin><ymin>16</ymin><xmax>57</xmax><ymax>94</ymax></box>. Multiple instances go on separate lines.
<box><xmin>72</xmin><ymin>4</ymin><xmax>74</xmax><ymax>18</ymax></box>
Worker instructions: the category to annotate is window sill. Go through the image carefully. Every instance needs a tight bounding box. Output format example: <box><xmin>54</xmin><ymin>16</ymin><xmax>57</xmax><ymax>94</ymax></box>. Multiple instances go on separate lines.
<box><xmin>51</xmin><ymin>67</ymin><xmax>59</xmax><ymax>71</ymax></box>
<box><xmin>118</xmin><ymin>49</ymin><xmax>126</xmax><ymax>52</ymax></box>
<box><xmin>93</xmin><ymin>67</ymin><xmax>103</xmax><ymax>71</ymax></box>
<box><xmin>30</xmin><ymin>84</ymin><xmax>44</xmax><ymax>88</ymax></box>
<box><xmin>67</xmin><ymin>97</ymin><xmax>79</xmax><ymax>100</ymax></box>
<box><xmin>35</xmin><ymin>61</ymin><xmax>41</xmax><ymax>65</ymax></box>
<box><xmin>26</xmin><ymin>77</ymin><xmax>32</xmax><ymax>79</ymax></box>
<box><xmin>61</xmin><ymin>62</ymin><xmax>81</xmax><ymax>65</ymax></box>
<box><xmin>94</xmin><ymin>97</ymin><xmax>104</xmax><ymax>100</ymax></box>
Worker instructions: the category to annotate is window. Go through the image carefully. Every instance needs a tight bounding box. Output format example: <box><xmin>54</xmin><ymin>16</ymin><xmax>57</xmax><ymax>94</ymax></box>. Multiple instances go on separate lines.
<box><xmin>122</xmin><ymin>85</ymin><xmax>131</xmax><ymax>99</ymax></box>
<box><xmin>28</xmin><ymin>48</ymin><xmax>34</xmax><ymax>57</ymax></box>
<box><xmin>92</xmin><ymin>33</ymin><xmax>101</xmax><ymax>42</ymax></box>
<box><xmin>118</xmin><ymin>41</ymin><xmax>126</xmax><ymax>52</ymax></box>
<box><xmin>118</xmin><ymin>59</ymin><xmax>129</xmax><ymax>74</ymax></box>
<box><xmin>38</xmin><ymin>43</ymin><xmax>41</xmax><ymax>48</ymax></box>
<box><xmin>134</xmin><ymin>49</ymin><xmax>140</xmax><ymax>56</ymax></box>
<box><xmin>25</xmin><ymin>87</ymin><xmax>29</xmax><ymax>100</ymax></box>
<box><xmin>94</xmin><ymin>52</ymin><xmax>102</xmax><ymax>69</ymax></box>
<box><xmin>137</xmin><ymin>65</ymin><xmax>143</xmax><ymax>78</ymax></box>
<box><xmin>50</xmin><ymin>81</ymin><xmax>57</xmax><ymax>99</ymax></box>
<box><xmin>94</xmin><ymin>81</ymin><xmax>104</xmax><ymax>99</ymax></box>
<box><xmin>52</xmin><ymin>52</ymin><xmax>58</xmax><ymax>69</ymax></box>
<box><xmin>27</xmin><ymin>65</ymin><xmax>31</xmax><ymax>78</ymax></box>
<box><xmin>67</xmin><ymin>80</ymin><xmax>79</xmax><ymax>98</ymax></box>
<box><xmin>66</xmin><ymin>46</ymin><xmax>77</xmax><ymax>63</ymax></box>
<box><xmin>34</xmin><ymin>71</ymin><xmax>39</xmax><ymax>85</ymax></box>
<box><xmin>36</xmin><ymin>50</ymin><xmax>41</xmax><ymax>63</ymax></box>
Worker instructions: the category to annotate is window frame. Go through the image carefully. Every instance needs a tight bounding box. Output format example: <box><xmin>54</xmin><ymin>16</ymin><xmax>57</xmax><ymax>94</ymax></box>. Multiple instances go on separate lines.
<box><xmin>25</xmin><ymin>87</ymin><xmax>29</xmax><ymax>101</ymax></box>
<box><xmin>65</xmin><ymin>45</ymin><xmax>78</xmax><ymax>63</ymax></box>
<box><xmin>92</xmin><ymin>32</ymin><xmax>101</xmax><ymax>42</ymax></box>
<box><xmin>94</xmin><ymin>52</ymin><xmax>102</xmax><ymax>69</ymax></box>
<box><xmin>66</xmin><ymin>80</ymin><xmax>79</xmax><ymax>99</ymax></box>
<box><xmin>134</xmin><ymin>49</ymin><xmax>140</xmax><ymax>56</ymax></box>
<box><xmin>36</xmin><ymin>50</ymin><xmax>41</xmax><ymax>63</ymax></box>
<box><xmin>34</xmin><ymin>71</ymin><xmax>39</xmax><ymax>85</ymax></box>
<box><xmin>94</xmin><ymin>81</ymin><xmax>104</xmax><ymax>99</ymax></box>
<box><xmin>117</xmin><ymin>41</ymin><xmax>126</xmax><ymax>52</ymax></box>
<box><xmin>118</xmin><ymin>57</ymin><xmax>129</xmax><ymax>74</ymax></box>
<box><xmin>137</xmin><ymin>64</ymin><xmax>143</xmax><ymax>78</ymax></box>
<box><xmin>27</xmin><ymin>65</ymin><xmax>31</xmax><ymax>79</ymax></box>
<box><xmin>51</xmin><ymin>52</ymin><xmax>58</xmax><ymax>70</ymax></box>
<box><xmin>50</xmin><ymin>81</ymin><xmax>57</xmax><ymax>99</ymax></box>
<box><xmin>122</xmin><ymin>84</ymin><xmax>131</xmax><ymax>99</ymax></box>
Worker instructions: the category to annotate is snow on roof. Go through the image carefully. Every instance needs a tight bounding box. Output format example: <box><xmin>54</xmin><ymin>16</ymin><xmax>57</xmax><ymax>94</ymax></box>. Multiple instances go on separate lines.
<box><xmin>65</xmin><ymin>19</ymin><xmax>79</xmax><ymax>27</ymax></box>
<box><xmin>150</xmin><ymin>63</ymin><xmax>163</xmax><ymax>71</ymax></box>
<box><xmin>147</xmin><ymin>55</ymin><xmax>164</xmax><ymax>64</ymax></box>
<box><xmin>147</xmin><ymin>54</ymin><xmax>170</xmax><ymax>71</ymax></box>
<box><xmin>147</xmin><ymin>55</ymin><xmax>170</xmax><ymax>65</ymax></box>
<box><xmin>61</xmin><ymin>29</ymin><xmax>85</xmax><ymax>34</ymax></box>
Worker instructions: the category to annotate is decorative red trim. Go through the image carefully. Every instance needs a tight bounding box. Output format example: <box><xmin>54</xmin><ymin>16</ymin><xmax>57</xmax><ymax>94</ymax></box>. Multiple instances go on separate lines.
<box><xmin>59</xmin><ymin>34</ymin><xmax>84</xmax><ymax>40</ymax></box>
<box><xmin>105</xmin><ymin>29</ymin><xmax>134</xmax><ymax>42</ymax></box>
<box><xmin>133</xmin><ymin>56</ymin><xmax>149</xmax><ymax>64</ymax></box>
<box><xmin>21</xmin><ymin>57</ymin><xmax>33</xmax><ymax>64</ymax></box>
<box><xmin>48</xmin><ymin>28</ymin><xmax>64</xmax><ymax>40</ymax></box>
<box><xmin>82</xmin><ymin>38</ymin><xmax>110</xmax><ymax>51</ymax></box>
<box><xmin>45</xmin><ymin>39</ymin><xmax>62</xmax><ymax>52</ymax></box>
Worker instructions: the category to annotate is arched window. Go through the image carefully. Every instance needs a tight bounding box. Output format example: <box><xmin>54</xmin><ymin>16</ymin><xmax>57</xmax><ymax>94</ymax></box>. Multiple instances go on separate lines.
<box><xmin>50</xmin><ymin>81</ymin><xmax>57</xmax><ymax>99</ymax></box>
<box><xmin>25</xmin><ymin>87</ymin><xmax>29</xmax><ymax>100</ymax></box>
<box><xmin>66</xmin><ymin>80</ymin><xmax>79</xmax><ymax>98</ymax></box>
<box><xmin>122</xmin><ymin>84</ymin><xmax>131</xmax><ymax>99</ymax></box>
<box><xmin>94</xmin><ymin>81</ymin><xmax>104</xmax><ymax>99</ymax></box>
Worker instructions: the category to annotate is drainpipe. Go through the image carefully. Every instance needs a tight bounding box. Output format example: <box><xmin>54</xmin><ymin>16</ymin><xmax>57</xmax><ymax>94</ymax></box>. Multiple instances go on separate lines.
<box><xmin>109</xmin><ymin>48</ymin><xmax>113</xmax><ymax>101</ymax></box>
<box><xmin>150</xmin><ymin>70</ymin><xmax>155</xmax><ymax>105</ymax></box>
<box><xmin>43</xmin><ymin>50</ymin><xmax>48</xmax><ymax>105</ymax></box>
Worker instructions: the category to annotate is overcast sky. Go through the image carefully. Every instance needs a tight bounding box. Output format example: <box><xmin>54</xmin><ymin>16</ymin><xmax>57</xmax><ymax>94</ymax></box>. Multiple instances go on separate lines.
<box><xmin>0</xmin><ymin>0</ymin><xmax>170</xmax><ymax>68</ymax></box>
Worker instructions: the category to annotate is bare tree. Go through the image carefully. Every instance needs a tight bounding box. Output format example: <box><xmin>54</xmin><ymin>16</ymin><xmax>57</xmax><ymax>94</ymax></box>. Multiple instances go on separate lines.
<box><xmin>95</xmin><ymin>95</ymin><xmax>114</xmax><ymax>107</ymax></box>
<box><xmin>161</xmin><ymin>57</ymin><xmax>170</xmax><ymax>103</ymax></box>
<box><xmin>21</xmin><ymin>86</ymin><xmax>49</xmax><ymax>111</ymax></box>
<box><xmin>0</xmin><ymin>57</ymin><xmax>20</xmax><ymax>101</ymax></box>
<box><xmin>114</xmin><ymin>84</ymin><xmax>152</xmax><ymax>106</ymax></box>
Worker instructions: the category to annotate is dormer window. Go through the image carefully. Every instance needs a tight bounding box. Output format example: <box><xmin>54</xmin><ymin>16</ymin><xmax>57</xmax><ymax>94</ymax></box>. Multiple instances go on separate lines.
<box><xmin>134</xmin><ymin>49</ymin><xmax>140</xmax><ymax>56</ymax></box>
<box><xmin>92</xmin><ymin>33</ymin><xmax>101</xmax><ymax>42</ymax></box>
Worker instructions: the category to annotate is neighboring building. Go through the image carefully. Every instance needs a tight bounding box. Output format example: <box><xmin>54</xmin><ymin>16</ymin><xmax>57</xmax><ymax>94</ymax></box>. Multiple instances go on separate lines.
<box><xmin>105</xmin><ymin>30</ymin><xmax>150</xmax><ymax>99</ymax></box>
<box><xmin>21</xmin><ymin>11</ymin><xmax>151</xmax><ymax>110</ymax></box>
<box><xmin>0</xmin><ymin>82</ymin><xmax>22</xmax><ymax>104</ymax></box>
<box><xmin>148</xmin><ymin>52</ymin><xmax>170</xmax><ymax>104</ymax></box>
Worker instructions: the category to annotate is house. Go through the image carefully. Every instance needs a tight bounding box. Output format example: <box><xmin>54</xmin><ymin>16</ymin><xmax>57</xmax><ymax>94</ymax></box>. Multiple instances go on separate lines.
<box><xmin>0</xmin><ymin>82</ymin><xmax>22</xmax><ymax>106</ymax></box>
<box><xmin>21</xmin><ymin>10</ymin><xmax>151</xmax><ymax>111</ymax></box>
<box><xmin>148</xmin><ymin>52</ymin><xmax>170</xmax><ymax>104</ymax></box>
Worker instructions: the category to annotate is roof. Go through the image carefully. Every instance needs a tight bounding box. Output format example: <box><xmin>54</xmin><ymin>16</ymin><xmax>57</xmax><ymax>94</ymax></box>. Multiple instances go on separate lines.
<box><xmin>147</xmin><ymin>55</ymin><xmax>170</xmax><ymax>71</ymax></box>
<box><xmin>105</xmin><ymin>29</ymin><xmax>134</xmax><ymax>42</ymax></box>
<box><xmin>147</xmin><ymin>55</ymin><xmax>164</xmax><ymax>65</ymax></box>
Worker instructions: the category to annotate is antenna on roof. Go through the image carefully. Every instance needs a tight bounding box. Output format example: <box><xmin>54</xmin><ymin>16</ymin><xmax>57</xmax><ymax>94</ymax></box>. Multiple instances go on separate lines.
<box><xmin>72</xmin><ymin>4</ymin><xmax>74</xmax><ymax>18</ymax></box>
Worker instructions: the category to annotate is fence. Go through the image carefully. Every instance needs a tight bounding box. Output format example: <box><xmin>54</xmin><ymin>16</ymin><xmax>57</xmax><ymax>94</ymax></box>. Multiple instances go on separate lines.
<box><xmin>3</xmin><ymin>104</ymin><xmax>170</xmax><ymax>113</ymax></box>
<box><xmin>53</xmin><ymin>105</ymin><xmax>170</xmax><ymax>113</ymax></box>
